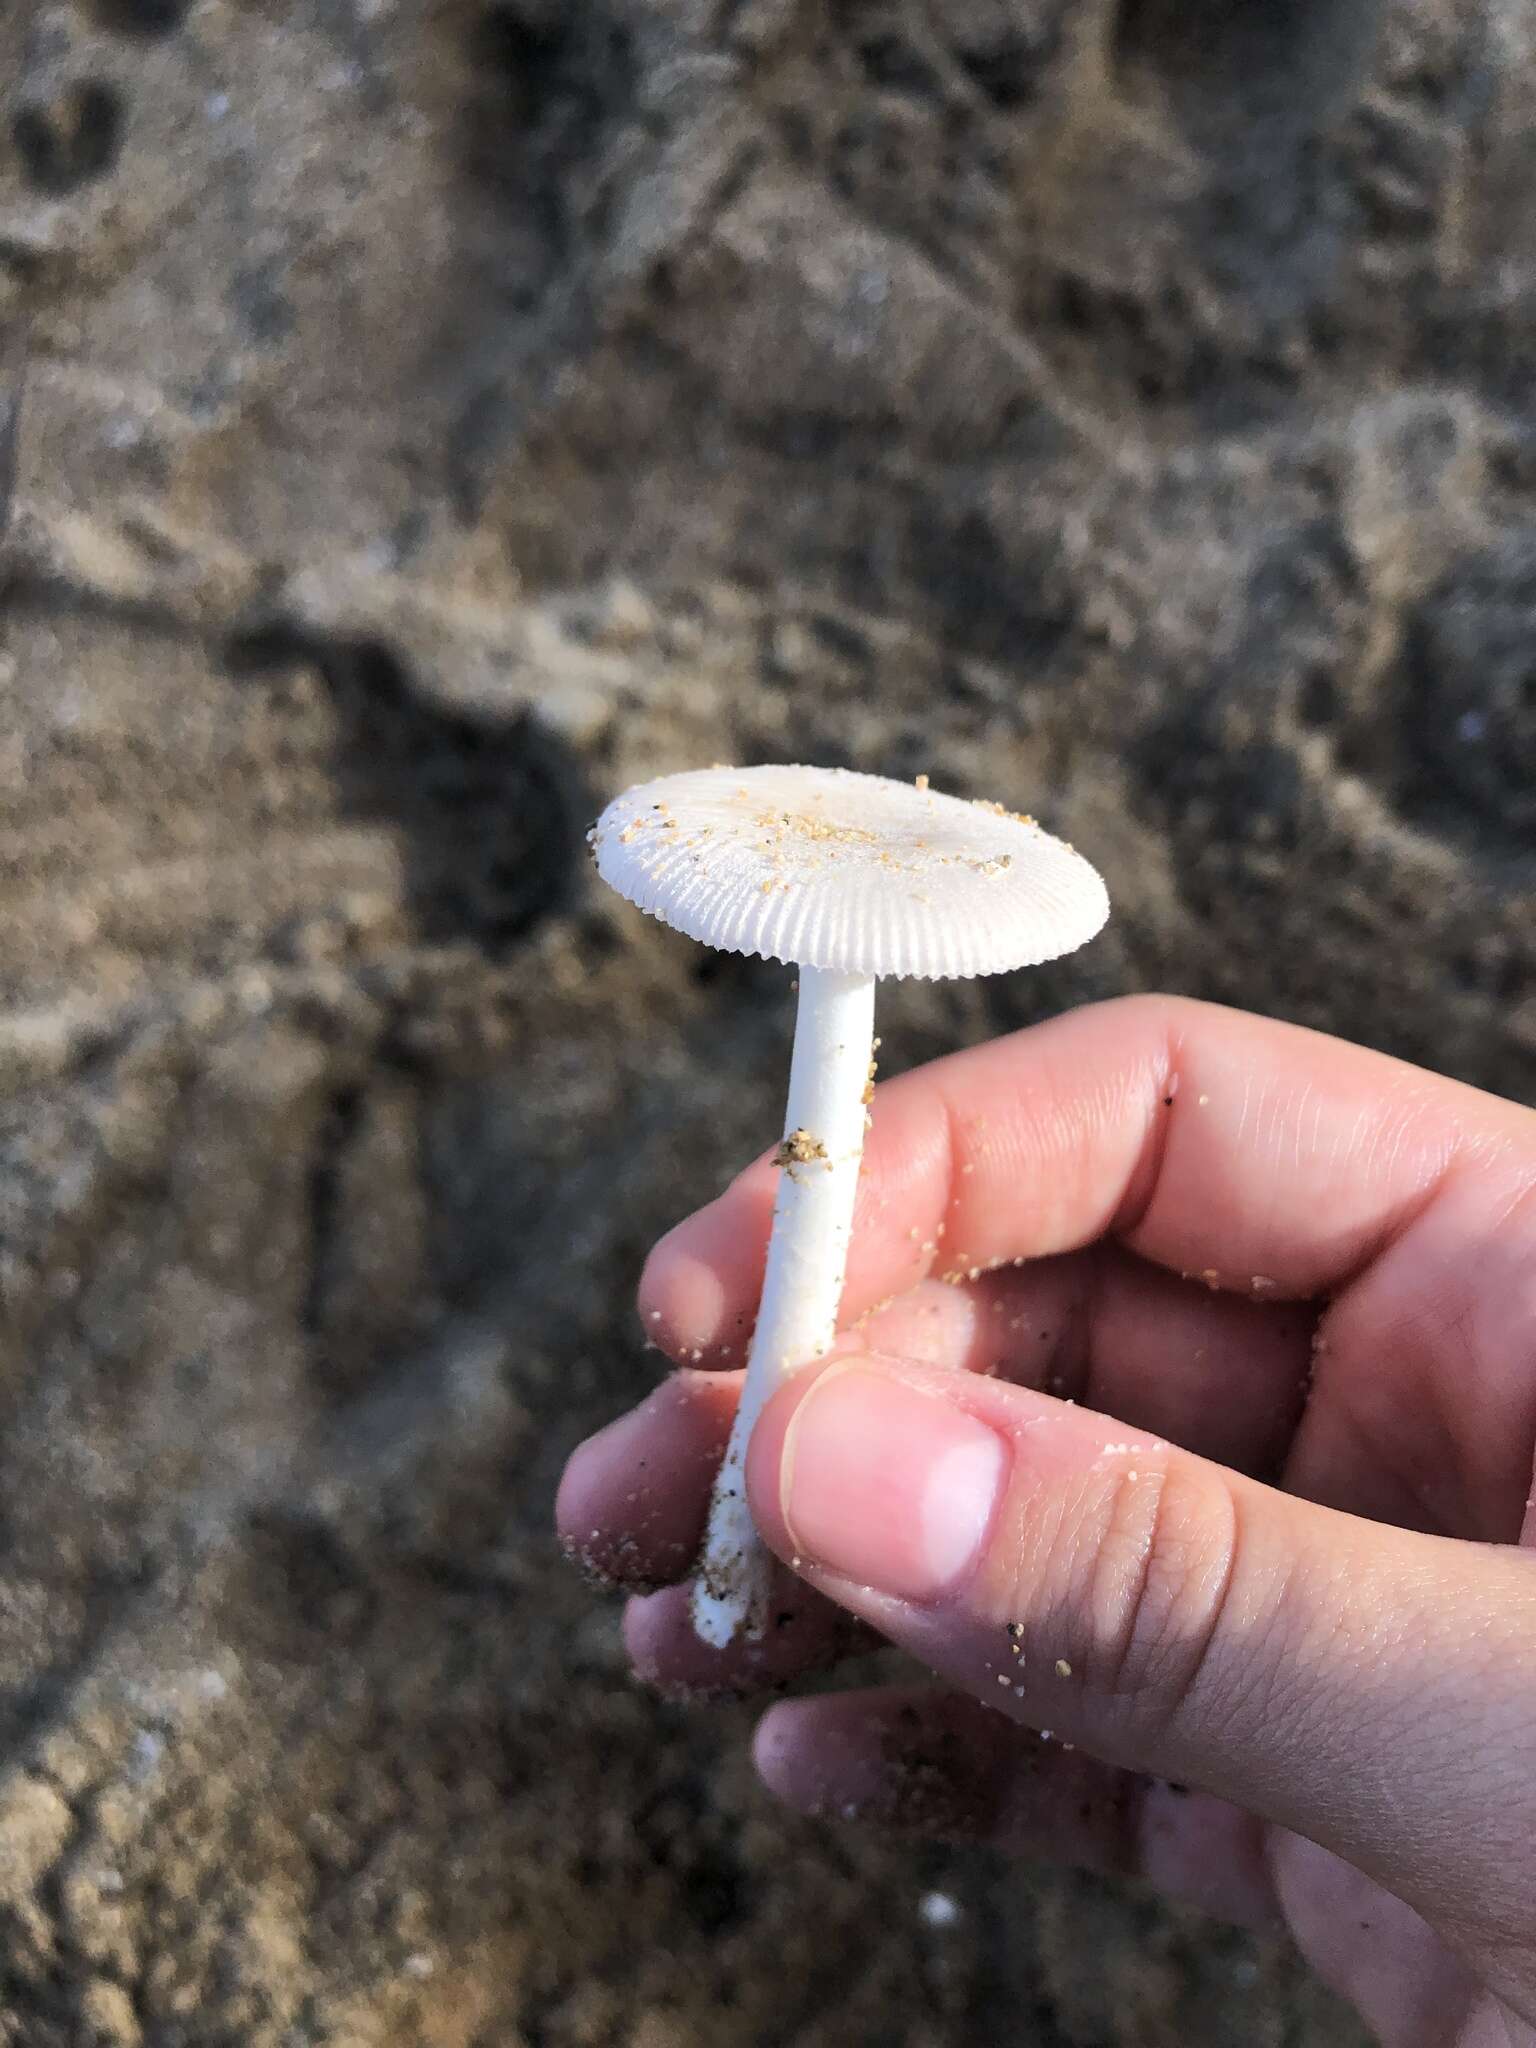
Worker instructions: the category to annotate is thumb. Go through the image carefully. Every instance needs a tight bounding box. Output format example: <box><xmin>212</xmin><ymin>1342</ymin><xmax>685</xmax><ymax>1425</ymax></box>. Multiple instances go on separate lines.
<box><xmin>745</xmin><ymin>1351</ymin><xmax>1536</xmax><ymax>1940</ymax></box>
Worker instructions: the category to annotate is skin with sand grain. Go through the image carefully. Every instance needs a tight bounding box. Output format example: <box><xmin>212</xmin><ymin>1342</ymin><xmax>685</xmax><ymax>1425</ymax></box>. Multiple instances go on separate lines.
<box><xmin>560</xmin><ymin>995</ymin><xmax>1536</xmax><ymax>2048</ymax></box>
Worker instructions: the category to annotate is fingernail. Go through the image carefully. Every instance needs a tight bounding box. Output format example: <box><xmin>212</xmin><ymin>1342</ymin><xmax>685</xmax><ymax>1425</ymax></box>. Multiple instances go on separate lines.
<box><xmin>780</xmin><ymin>1364</ymin><xmax>1006</xmax><ymax>1602</ymax></box>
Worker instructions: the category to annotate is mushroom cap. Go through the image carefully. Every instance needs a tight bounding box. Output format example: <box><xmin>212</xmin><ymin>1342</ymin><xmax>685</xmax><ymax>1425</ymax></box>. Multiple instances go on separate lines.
<box><xmin>589</xmin><ymin>764</ymin><xmax>1109</xmax><ymax>980</ymax></box>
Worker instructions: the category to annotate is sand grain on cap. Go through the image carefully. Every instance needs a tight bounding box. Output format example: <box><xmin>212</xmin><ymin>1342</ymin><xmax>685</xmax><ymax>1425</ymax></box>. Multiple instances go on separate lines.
<box><xmin>589</xmin><ymin>765</ymin><xmax>1108</xmax><ymax>980</ymax></box>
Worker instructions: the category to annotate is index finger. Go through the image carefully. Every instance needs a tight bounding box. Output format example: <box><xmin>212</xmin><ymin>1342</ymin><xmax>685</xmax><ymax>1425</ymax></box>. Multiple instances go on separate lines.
<box><xmin>641</xmin><ymin>994</ymin><xmax>1531</xmax><ymax>1359</ymax></box>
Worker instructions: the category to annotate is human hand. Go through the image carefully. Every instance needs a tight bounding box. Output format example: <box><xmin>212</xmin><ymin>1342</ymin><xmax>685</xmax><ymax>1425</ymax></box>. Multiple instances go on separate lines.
<box><xmin>558</xmin><ymin>996</ymin><xmax>1536</xmax><ymax>2047</ymax></box>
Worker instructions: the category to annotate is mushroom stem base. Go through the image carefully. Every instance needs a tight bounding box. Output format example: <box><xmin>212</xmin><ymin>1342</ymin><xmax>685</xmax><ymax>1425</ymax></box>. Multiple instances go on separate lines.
<box><xmin>690</xmin><ymin>966</ymin><xmax>877</xmax><ymax>1647</ymax></box>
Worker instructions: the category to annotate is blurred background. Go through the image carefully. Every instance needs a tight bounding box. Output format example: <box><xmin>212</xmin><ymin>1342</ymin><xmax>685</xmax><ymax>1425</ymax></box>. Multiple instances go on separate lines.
<box><xmin>1</xmin><ymin>0</ymin><xmax>1533</xmax><ymax>2041</ymax></box>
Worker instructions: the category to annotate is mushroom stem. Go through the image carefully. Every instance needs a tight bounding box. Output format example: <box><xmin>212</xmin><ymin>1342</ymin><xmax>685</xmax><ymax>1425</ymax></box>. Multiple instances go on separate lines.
<box><xmin>691</xmin><ymin>965</ymin><xmax>877</xmax><ymax>1647</ymax></box>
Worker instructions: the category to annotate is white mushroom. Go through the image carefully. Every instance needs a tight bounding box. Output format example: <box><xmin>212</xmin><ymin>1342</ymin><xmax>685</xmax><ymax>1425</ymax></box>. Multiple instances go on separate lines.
<box><xmin>589</xmin><ymin>764</ymin><xmax>1110</xmax><ymax>1646</ymax></box>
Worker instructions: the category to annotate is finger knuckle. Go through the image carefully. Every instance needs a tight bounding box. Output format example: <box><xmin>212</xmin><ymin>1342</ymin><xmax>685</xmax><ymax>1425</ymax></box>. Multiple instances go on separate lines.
<box><xmin>1078</xmin><ymin>1460</ymin><xmax>1241</xmax><ymax>1721</ymax></box>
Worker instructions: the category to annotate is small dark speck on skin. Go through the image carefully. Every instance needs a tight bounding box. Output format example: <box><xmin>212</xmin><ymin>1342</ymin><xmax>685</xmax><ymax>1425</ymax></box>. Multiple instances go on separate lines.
<box><xmin>1163</xmin><ymin>1095</ymin><xmax>1175</xmax><ymax>1108</ymax></box>
<box><xmin>1165</xmin><ymin>1782</ymin><xmax>1189</xmax><ymax>1796</ymax></box>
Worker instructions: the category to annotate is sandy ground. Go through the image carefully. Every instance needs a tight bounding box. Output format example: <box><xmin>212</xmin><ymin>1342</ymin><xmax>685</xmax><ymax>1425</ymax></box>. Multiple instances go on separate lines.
<box><xmin>1</xmin><ymin>0</ymin><xmax>1533</xmax><ymax>2038</ymax></box>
